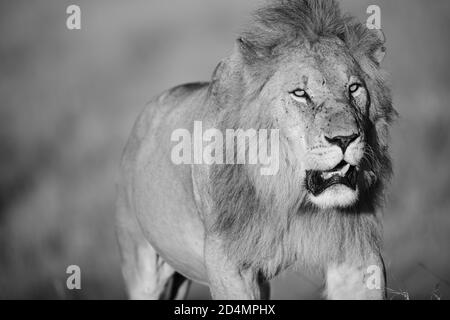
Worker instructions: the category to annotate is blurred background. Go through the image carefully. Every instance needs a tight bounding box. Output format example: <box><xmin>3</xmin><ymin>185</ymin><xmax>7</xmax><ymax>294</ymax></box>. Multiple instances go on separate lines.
<box><xmin>1</xmin><ymin>0</ymin><xmax>449</xmax><ymax>299</ymax></box>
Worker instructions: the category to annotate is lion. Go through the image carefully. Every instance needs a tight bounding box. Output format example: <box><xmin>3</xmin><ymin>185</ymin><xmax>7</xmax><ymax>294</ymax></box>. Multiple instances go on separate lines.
<box><xmin>116</xmin><ymin>0</ymin><xmax>396</xmax><ymax>300</ymax></box>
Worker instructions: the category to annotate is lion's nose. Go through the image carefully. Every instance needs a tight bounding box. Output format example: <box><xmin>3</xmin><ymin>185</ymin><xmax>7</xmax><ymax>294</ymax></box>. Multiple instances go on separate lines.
<box><xmin>325</xmin><ymin>133</ymin><xmax>359</xmax><ymax>153</ymax></box>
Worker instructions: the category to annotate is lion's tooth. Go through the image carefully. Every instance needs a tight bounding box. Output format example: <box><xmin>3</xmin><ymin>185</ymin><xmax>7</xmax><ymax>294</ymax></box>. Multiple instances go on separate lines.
<box><xmin>340</xmin><ymin>164</ymin><xmax>351</xmax><ymax>176</ymax></box>
<box><xmin>322</xmin><ymin>172</ymin><xmax>335</xmax><ymax>180</ymax></box>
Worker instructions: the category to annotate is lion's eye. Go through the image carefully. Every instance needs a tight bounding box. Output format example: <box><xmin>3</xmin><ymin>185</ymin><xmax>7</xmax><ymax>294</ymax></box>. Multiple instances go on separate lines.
<box><xmin>349</xmin><ymin>83</ymin><xmax>363</xmax><ymax>97</ymax></box>
<box><xmin>290</xmin><ymin>89</ymin><xmax>309</xmax><ymax>102</ymax></box>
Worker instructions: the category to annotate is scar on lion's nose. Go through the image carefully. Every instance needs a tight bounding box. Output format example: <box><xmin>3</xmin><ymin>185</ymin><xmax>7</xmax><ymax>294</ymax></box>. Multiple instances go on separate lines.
<box><xmin>325</xmin><ymin>133</ymin><xmax>360</xmax><ymax>153</ymax></box>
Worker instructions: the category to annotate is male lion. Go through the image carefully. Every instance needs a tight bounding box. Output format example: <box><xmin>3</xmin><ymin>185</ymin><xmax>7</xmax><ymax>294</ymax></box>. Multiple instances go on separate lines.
<box><xmin>116</xmin><ymin>0</ymin><xmax>396</xmax><ymax>300</ymax></box>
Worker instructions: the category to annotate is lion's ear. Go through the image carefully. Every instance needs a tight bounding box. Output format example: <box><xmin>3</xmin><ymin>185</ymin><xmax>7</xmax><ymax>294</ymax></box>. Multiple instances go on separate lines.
<box><xmin>211</xmin><ymin>61</ymin><xmax>226</xmax><ymax>84</ymax></box>
<box><xmin>371</xmin><ymin>29</ymin><xmax>387</xmax><ymax>65</ymax></box>
<box><xmin>209</xmin><ymin>57</ymin><xmax>244</xmax><ymax>108</ymax></box>
<box><xmin>235</xmin><ymin>37</ymin><xmax>269</xmax><ymax>64</ymax></box>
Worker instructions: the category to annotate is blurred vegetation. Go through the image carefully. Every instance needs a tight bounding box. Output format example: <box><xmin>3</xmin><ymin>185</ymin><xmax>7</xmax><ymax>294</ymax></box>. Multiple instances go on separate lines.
<box><xmin>0</xmin><ymin>0</ymin><xmax>449</xmax><ymax>299</ymax></box>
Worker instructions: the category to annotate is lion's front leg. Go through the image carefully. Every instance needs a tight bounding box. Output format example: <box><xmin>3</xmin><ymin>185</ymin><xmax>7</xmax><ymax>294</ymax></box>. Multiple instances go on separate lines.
<box><xmin>325</xmin><ymin>255</ymin><xmax>386</xmax><ymax>300</ymax></box>
<box><xmin>204</xmin><ymin>235</ymin><xmax>269</xmax><ymax>300</ymax></box>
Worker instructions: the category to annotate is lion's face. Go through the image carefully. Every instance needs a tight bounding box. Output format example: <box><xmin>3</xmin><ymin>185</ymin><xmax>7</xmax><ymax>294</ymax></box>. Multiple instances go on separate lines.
<box><xmin>264</xmin><ymin>38</ymin><xmax>380</xmax><ymax>209</ymax></box>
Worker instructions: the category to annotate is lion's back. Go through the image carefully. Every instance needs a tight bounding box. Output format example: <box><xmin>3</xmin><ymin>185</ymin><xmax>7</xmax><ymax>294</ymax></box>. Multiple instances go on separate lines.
<box><xmin>117</xmin><ymin>82</ymin><xmax>211</xmax><ymax>283</ymax></box>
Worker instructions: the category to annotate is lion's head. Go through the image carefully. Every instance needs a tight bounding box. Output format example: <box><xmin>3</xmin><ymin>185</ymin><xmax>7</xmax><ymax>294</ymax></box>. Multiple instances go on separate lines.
<box><xmin>210</xmin><ymin>0</ymin><xmax>396</xmax><ymax>276</ymax></box>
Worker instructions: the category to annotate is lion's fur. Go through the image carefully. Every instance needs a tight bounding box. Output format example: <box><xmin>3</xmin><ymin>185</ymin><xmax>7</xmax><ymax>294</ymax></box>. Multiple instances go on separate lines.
<box><xmin>209</xmin><ymin>0</ymin><xmax>396</xmax><ymax>279</ymax></box>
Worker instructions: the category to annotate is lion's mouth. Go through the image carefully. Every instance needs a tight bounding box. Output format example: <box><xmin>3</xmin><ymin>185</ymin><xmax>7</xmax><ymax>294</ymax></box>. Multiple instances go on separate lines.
<box><xmin>305</xmin><ymin>161</ymin><xmax>358</xmax><ymax>196</ymax></box>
